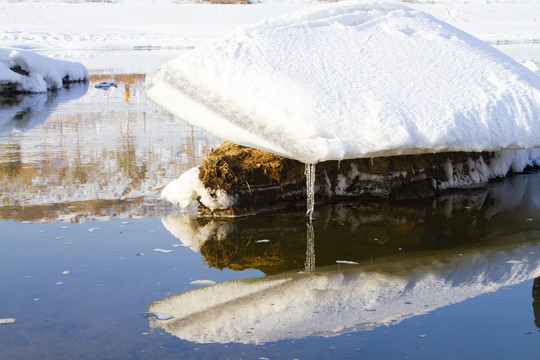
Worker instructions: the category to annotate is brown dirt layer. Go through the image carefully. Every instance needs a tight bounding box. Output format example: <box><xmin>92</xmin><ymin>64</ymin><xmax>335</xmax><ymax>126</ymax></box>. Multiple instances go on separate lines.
<box><xmin>197</xmin><ymin>142</ymin><xmax>535</xmax><ymax>215</ymax></box>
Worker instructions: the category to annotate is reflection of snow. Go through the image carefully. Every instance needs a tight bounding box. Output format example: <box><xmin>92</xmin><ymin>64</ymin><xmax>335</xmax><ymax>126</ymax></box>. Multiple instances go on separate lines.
<box><xmin>0</xmin><ymin>82</ymin><xmax>88</xmax><ymax>133</ymax></box>
<box><xmin>149</xmin><ymin>241</ymin><xmax>540</xmax><ymax>344</ymax></box>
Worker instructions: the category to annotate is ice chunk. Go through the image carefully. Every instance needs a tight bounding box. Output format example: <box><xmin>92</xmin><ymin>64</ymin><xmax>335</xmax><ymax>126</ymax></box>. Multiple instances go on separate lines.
<box><xmin>146</xmin><ymin>3</ymin><xmax>540</xmax><ymax>163</ymax></box>
<box><xmin>336</xmin><ymin>260</ymin><xmax>359</xmax><ymax>265</ymax></box>
<box><xmin>94</xmin><ymin>81</ymin><xmax>117</xmax><ymax>90</ymax></box>
<box><xmin>506</xmin><ymin>260</ymin><xmax>524</xmax><ymax>264</ymax></box>
<box><xmin>153</xmin><ymin>248</ymin><xmax>173</xmax><ymax>254</ymax></box>
<box><xmin>0</xmin><ymin>318</ymin><xmax>15</xmax><ymax>325</ymax></box>
<box><xmin>190</xmin><ymin>280</ymin><xmax>216</xmax><ymax>286</ymax></box>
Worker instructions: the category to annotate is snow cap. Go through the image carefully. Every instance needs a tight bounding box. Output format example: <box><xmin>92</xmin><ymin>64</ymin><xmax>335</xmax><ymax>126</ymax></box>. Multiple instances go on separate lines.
<box><xmin>146</xmin><ymin>2</ymin><xmax>540</xmax><ymax>163</ymax></box>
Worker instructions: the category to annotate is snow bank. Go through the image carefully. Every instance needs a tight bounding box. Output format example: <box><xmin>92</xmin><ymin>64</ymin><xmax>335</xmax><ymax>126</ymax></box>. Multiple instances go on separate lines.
<box><xmin>149</xmin><ymin>240</ymin><xmax>540</xmax><ymax>344</ymax></box>
<box><xmin>146</xmin><ymin>2</ymin><xmax>540</xmax><ymax>163</ymax></box>
<box><xmin>0</xmin><ymin>47</ymin><xmax>88</xmax><ymax>94</ymax></box>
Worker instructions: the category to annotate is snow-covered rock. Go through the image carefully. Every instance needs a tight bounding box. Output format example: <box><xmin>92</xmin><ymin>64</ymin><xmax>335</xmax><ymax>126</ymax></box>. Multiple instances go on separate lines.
<box><xmin>0</xmin><ymin>47</ymin><xmax>88</xmax><ymax>94</ymax></box>
<box><xmin>146</xmin><ymin>2</ymin><xmax>540</xmax><ymax>163</ymax></box>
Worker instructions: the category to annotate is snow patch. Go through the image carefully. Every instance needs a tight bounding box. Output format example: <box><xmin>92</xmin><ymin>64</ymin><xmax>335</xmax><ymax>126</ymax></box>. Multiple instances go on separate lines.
<box><xmin>161</xmin><ymin>167</ymin><xmax>237</xmax><ymax>211</ymax></box>
<box><xmin>0</xmin><ymin>47</ymin><xmax>88</xmax><ymax>93</ymax></box>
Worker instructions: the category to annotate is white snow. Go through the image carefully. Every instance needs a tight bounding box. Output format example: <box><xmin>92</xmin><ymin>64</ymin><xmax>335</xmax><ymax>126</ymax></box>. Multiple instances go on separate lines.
<box><xmin>160</xmin><ymin>167</ymin><xmax>237</xmax><ymax>211</ymax></box>
<box><xmin>146</xmin><ymin>2</ymin><xmax>540</xmax><ymax>163</ymax></box>
<box><xmin>0</xmin><ymin>47</ymin><xmax>88</xmax><ymax>93</ymax></box>
<box><xmin>148</xmin><ymin>240</ymin><xmax>540</xmax><ymax>344</ymax></box>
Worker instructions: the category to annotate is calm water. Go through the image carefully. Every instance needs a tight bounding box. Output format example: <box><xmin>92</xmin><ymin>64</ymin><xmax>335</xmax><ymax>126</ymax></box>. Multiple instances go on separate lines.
<box><xmin>1</xmin><ymin>52</ymin><xmax>540</xmax><ymax>359</ymax></box>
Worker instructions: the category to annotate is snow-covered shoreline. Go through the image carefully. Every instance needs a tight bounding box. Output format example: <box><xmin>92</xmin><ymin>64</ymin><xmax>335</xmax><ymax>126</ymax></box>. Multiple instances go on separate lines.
<box><xmin>0</xmin><ymin>47</ymin><xmax>88</xmax><ymax>93</ymax></box>
<box><xmin>1</xmin><ymin>1</ymin><xmax>540</xmax><ymax>73</ymax></box>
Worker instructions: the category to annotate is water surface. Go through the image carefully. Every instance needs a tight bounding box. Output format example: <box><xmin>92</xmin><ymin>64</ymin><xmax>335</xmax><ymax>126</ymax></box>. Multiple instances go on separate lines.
<box><xmin>1</xmin><ymin>51</ymin><xmax>540</xmax><ymax>359</ymax></box>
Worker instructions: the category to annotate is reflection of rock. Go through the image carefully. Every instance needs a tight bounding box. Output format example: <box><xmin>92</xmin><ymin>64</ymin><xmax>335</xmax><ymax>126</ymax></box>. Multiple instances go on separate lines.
<box><xmin>171</xmin><ymin>142</ymin><xmax>540</xmax><ymax>215</ymax></box>
<box><xmin>162</xmin><ymin>172</ymin><xmax>540</xmax><ymax>275</ymax></box>
<box><xmin>533</xmin><ymin>277</ymin><xmax>540</xmax><ymax>329</ymax></box>
<box><xmin>149</xmin><ymin>240</ymin><xmax>540</xmax><ymax>344</ymax></box>
<box><xmin>0</xmin><ymin>82</ymin><xmax>88</xmax><ymax>133</ymax></box>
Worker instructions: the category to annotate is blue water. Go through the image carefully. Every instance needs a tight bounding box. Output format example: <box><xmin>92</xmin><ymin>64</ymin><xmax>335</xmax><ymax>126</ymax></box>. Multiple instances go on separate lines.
<box><xmin>1</xmin><ymin>67</ymin><xmax>539</xmax><ymax>359</ymax></box>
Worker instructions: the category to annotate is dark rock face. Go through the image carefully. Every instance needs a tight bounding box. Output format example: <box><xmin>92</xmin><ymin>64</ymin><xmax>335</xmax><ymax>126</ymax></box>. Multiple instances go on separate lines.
<box><xmin>196</xmin><ymin>142</ymin><xmax>535</xmax><ymax>216</ymax></box>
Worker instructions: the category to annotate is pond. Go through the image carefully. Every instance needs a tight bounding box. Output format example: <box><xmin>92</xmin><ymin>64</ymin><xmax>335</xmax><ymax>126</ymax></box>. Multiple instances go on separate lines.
<box><xmin>1</xmin><ymin>50</ymin><xmax>540</xmax><ymax>360</ymax></box>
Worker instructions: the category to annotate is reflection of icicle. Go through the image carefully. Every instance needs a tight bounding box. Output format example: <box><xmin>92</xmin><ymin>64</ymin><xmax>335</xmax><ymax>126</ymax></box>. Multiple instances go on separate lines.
<box><xmin>305</xmin><ymin>162</ymin><xmax>316</xmax><ymax>219</ymax></box>
<box><xmin>305</xmin><ymin>162</ymin><xmax>316</xmax><ymax>273</ymax></box>
<box><xmin>305</xmin><ymin>218</ymin><xmax>315</xmax><ymax>273</ymax></box>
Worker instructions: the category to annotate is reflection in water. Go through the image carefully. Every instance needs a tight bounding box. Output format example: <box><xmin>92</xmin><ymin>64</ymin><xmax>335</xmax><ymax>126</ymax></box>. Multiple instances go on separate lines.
<box><xmin>162</xmin><ymin>172</ymin><xmax>540</xmax><ymax>275</ymax></box>
<box><xmin>152</xmin><ymin>171</ymin><xmax>540</xmax><ymax>344</ymax></box>
<box><xmin>305</xmin><ymin>218</ymin><xmax>315</xmax><ymax>273</ymax></box>
<box><xmin>0</xmin><ymin>82</ymin><xmax>88</xmax><ymax>133</ymax></box>
<box><xmin>0</xmin><ymin>74</ymin><xmax>221</xmax><ymax>222</ymax></box>
<box><xmin>533</xmin><ymin>277</ymin><xmax>540</xmax><ymax>328</ymax></box>
<box><xmin>149</xmin><ymin>240</ymin><xmax>540</xmax><ymax>344</ymax></box>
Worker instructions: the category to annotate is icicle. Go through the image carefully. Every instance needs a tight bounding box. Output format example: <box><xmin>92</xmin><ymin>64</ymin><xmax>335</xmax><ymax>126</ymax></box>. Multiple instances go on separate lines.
<box><xmin>305</xmin><ymin>162</ymin><xmax>316</xmax><ymax>219</ymax></box>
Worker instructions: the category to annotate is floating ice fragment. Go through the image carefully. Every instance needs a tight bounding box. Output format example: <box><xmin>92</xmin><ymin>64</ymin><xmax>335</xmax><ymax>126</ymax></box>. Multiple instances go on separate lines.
<box><xmin>336</xmin><ymin>260</ymin><xmax>359</xmax><ymax>265</ymax></box>
<box><xmin>419</xmin><ymin>334</ymin><xmax>427</xmax><ymax>338</ymax></box>
<box><xmin>256</xmin><ymin>239</ymin><xmax>270</xmax><ymax>243</ymax></box>
<box><xmin>526</xmin><ymin>218</ymin><xmax>534</xmax><ymax>221</ymax></box>
<box><xmin>55</xmin><ymin>237</ymin><xmax>63</xmax><ymax>240</ymax></box>
<box><xmin>61</xmin><ymin>270</ymin><xmax>70</xmax><ymax>275</ymax></box>
<box><xmin>33</xmin><ymin>298</ymin><xmax>39</xmax><ymax>302</ymax></box>
<box><xmin>153</xmin><ymin>249</ymin><xmax>173</xmax><ymax>254</ymax></box>
<box><xmin>120</xmin><ymin>221</ymin><xmax>131</xmax><ymax>225</ymax></box>
<box><xmin>0</xmin><ymin>318</ymin><xmax>15</xmax><ymax>325</ymax></box>
<box><xmin>65</xmin><ymin>242</ymin><xmax>72</xmax><ymax>245</ymax></box>
<box><xmin>190</xmin><ymin>280</ymin><xmax>216</xmax><ymax>286</ymax></box>
<box><xmin>506</xmin><ymin>260</ymin><xmax>524</xmax><ymax>264</ymax></box>
<box><xmin>60</xmin><ymin>226</ymin><xmax>69</xmax><ymax>229</ymax></box>
<box><xmin>25</xmin><ymin>276</ymin><xmax>32</xmax><ymax>279</ymax></box>
<box><xmin>88</xmin><ymin>228</ymin><xmax>101</xmax><ymax>232</ymax></box>
<box><xmin>95</xmin><ymin>81</ymin><xmax>117</xmax><ymax>90</ymax></box>
<box><xmin>56</xmin><ymin>282</ymin><xmax>64</xmax><ymax>285</ymax></box>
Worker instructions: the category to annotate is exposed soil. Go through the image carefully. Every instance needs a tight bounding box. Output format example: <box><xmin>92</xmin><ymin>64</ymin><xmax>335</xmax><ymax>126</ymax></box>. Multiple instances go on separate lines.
<box><xmin>197</xmin><ymin>142</ymin><xmax>534</xmax><ymax>216</ymax></box>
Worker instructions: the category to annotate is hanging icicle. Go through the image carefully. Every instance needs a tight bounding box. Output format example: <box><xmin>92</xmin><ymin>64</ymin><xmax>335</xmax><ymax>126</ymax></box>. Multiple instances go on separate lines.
<box><xmin>305</xmin><ymin>162</ymin><xmax>316</xmax><ymax>219</ymax></box>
